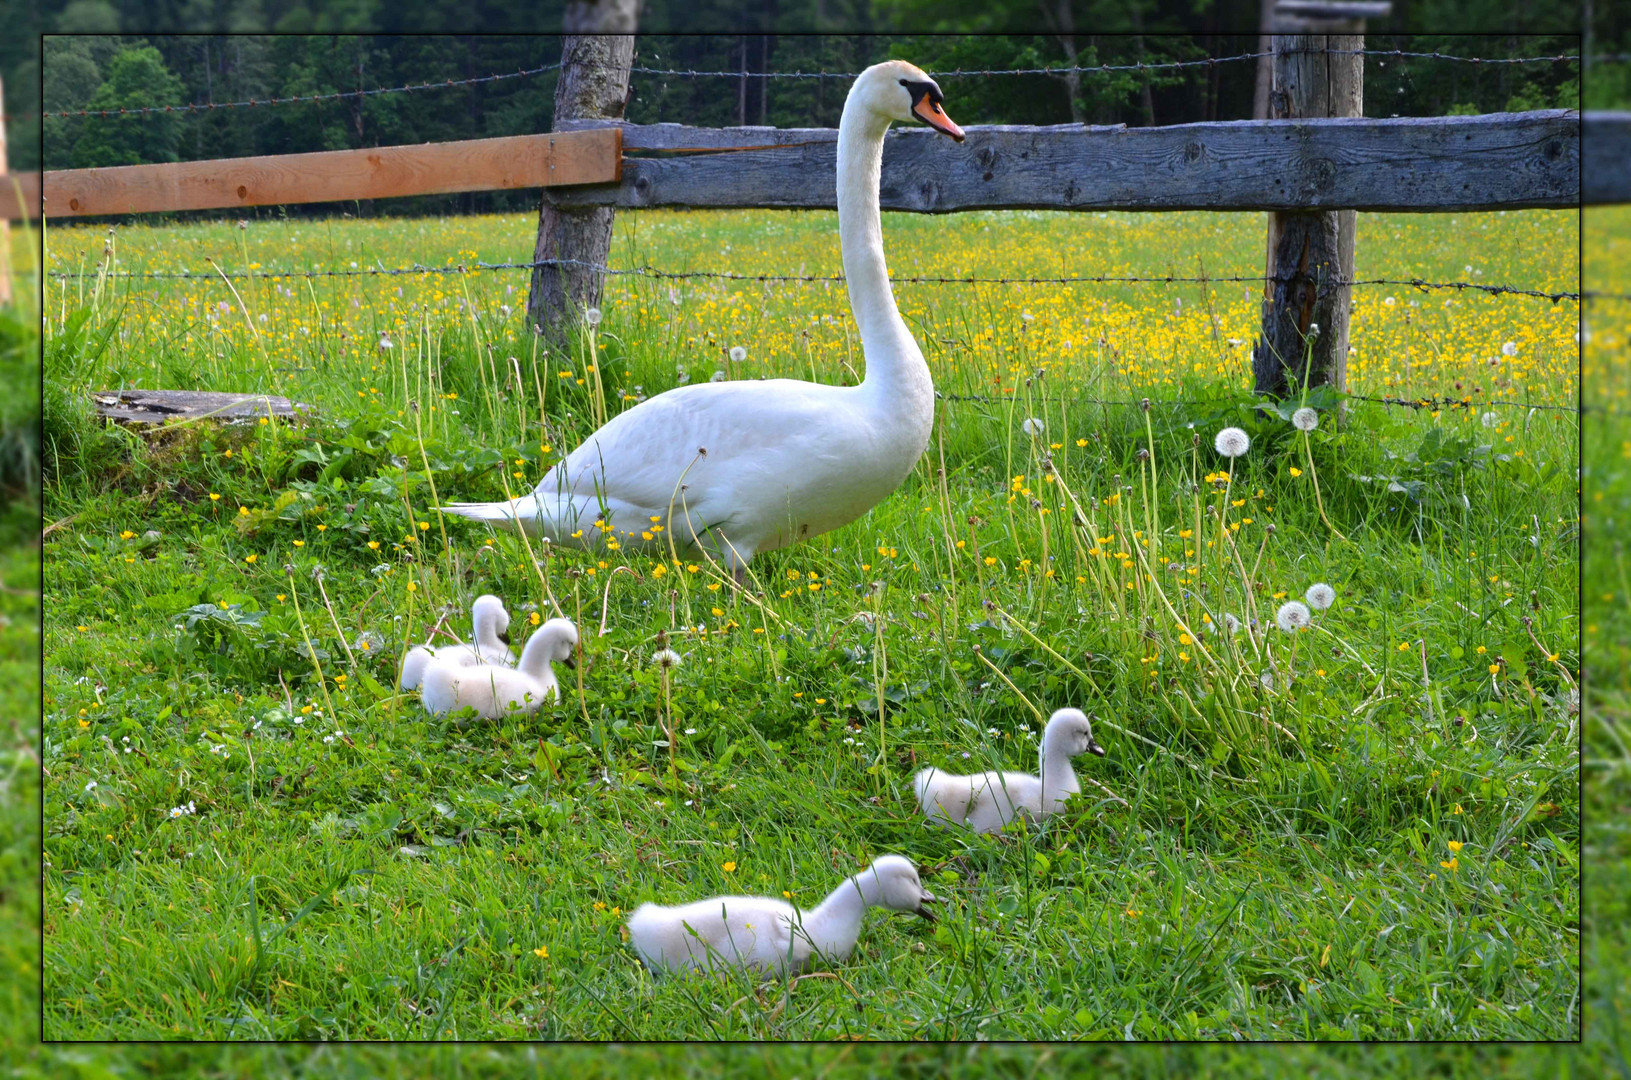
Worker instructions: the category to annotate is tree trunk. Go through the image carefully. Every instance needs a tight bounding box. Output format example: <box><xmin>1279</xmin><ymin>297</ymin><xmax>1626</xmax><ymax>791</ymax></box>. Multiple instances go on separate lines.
<box><xmin>526</xmin><ymin>1</ymin><xmax>636</xmax><ymax>347</ymax></box>
<box><xmin>1254</xmin><ymin>26</ymin><xmax>1365</xmax><ymax>398</ymax></box>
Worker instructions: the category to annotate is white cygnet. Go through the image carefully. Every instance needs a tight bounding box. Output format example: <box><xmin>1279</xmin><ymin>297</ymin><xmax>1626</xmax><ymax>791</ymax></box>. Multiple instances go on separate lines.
<box><xmin>627</xmin><ymin>854</ymin><xmax>938</xmax><ymax>976</ymax></box>
<box><xmin>914</xmin><ymin>708</ymin><xmax>1105</xmax><ymax>834</ymax></box>
<box><xmin>399</xmin><ymin>594</ymin><xmax>515</xmax><ymax>690</ymax></box>
<box><xmin>419</xmin><ymin>617</ymin><xmax>578</xmax><ymax>720</ymax></box>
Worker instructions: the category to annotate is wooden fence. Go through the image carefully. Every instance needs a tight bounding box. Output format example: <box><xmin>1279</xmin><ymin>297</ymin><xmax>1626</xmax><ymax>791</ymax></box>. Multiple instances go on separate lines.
<box><xmin>6</xmin><ymin>110</ymin><xmax>1603</xmax><ymax>221</ymax></box>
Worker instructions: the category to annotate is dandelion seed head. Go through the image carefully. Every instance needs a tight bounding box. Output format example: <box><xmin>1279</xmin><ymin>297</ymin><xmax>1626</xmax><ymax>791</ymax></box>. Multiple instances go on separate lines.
<box><xmin>1292</xmin><ymin>407</ymin><xmax>1319</xmax><ymax>432</ymax></box>
<box><xmin>653</xmin><ymin>648</ymin><xmax>682</xmax><ymax>670</ymax></box>
<box><xmin>1223</xmin><ymin>613</ymin><xmax>1241</xmax><ymax>635</ymax></box>
<box><xmin>584</xmin><ymin>307</ymin><xmax>603</xmax><ymax>326</ymax></box>
<box><xmin>1275</xmin><ymin>600</ymin><xmax>1311</xmax><ymax>632</ymax></box>
<box><xmin>1021</xmin><ymin>417</ymin><xmax>1045</xmax><ymax>436</ymax></box>
<box><xmin>1305</xmin><ymin>583</ymin><xmax>1336</xmax><ymax>611</ymax></box>
<box><xmin>1501</xmin><ymin>341</ymin><xmax>1517</xmax><ymax>357</ymax></box>
<box><xmin>729</xmin><ymin>346</ymin><xmax>747</xmax><ymax>362</ymax></box>
<box><xmin>710</xmin><ymin>370</ymin><xmax>726</xmax><ymax>383</ymax></box>
<box><xmin>1214</xmin><ymin>427</ymin><xmax>1251</xmax><ymax>458</ymax></box>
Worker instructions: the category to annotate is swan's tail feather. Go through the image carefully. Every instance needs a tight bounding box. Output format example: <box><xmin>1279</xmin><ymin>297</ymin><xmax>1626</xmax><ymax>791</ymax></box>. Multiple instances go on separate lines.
<box><xmin>442</xmin><ymin>496</ymin><xmax>544</xmax><ymax>536</ymax></box>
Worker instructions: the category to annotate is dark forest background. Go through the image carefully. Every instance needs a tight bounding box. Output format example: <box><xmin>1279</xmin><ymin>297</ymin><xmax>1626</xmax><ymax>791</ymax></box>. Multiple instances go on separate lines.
<box><xmin>18</xmin><ymin>26</ymin><xmax>1587</xmax><ymax>218</ymax></box>
<box><xmin>4</xmin><ymin>0</ymin><xmax>1609</xmax><ymax>189</ymax></box>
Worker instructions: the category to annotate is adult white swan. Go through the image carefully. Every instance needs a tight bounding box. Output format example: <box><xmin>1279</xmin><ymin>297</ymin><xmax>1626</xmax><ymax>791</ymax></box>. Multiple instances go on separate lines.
<box><xmin>444</xmin><ymin>61</ymin><xmax>965</xmax><ymax>580</ymax></box>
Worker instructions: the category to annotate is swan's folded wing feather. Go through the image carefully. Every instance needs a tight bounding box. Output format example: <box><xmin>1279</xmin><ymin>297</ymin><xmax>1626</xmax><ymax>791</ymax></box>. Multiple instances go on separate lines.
<box><xmin>544</xmin><ymin>381</ymin><xmax>864</xmax><ymax>518</ymax></box>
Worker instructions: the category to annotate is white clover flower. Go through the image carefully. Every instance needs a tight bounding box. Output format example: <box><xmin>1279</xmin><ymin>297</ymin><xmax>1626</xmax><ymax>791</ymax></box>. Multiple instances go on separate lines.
<box><xmin>1305</xmin><ymin>583</ymin><xmax>1336</xmax><ymax>611</ymax></box>
<box><xmin>1215</xmin><ymin>427</ymin><xmax>1251</xmax><ymax>458</ymax></box>
<box><xmin>653</xmin><ymin>648</ymin><xmax>683</xmax><ymax>670</ymax></box>
<box><xmin>684</xmin><ymin>728</ymin><xmax>697</xmax><ymax>735</ymax></box>
<box><xmin>1021</xmin><ymin>418</ymin><xmax>1045</xmax><ymax>437</ymax></box>
<box><xmin>1292</xmin><ymin>407</ymin><xmax>1319</xmax><ymax>432</ymax></box>
<box><xmin>1275</xmin><ymin>601</ymin><xmax>1311</xmax><ymax>633</ymax></box>
<box><xmin>1501</xmin><ymin>341</ymin><xmax>1517</xmax><ymax>357</ymax></box>
<box><xmin>729</xmin><ymin>346</ymin><xmax>747</xmax><ymax>363</ymax></box>
<box><xmin>1223</xmin><ymin>613</ymin><xmax>1241</xmax><ymax>635</ymax></box>
<box><xmin>584</xmin><ymin>307</ymin><xmax>603</xmax><ymax>326</ymax></box>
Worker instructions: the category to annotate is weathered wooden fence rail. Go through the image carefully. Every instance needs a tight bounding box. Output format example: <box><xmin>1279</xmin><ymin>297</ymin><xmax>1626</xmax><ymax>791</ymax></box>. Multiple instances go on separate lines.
<box><xmin>1585</xmin><ymin>112</ymin><xmax>1631</xmax><ymax>205</ymax></box>
<box><xmin>14</xmin><ymin>129</ymin><xmax>621</xmax><ymax>219</ymax></box>
<box><xmin>10</xmin><ymin>110</ymin><xmax>1613</xmax><ymax>222</ymax></box>
<box><xmin>554</xmin><ymin>111</ymin><xmax>1582</xmax><ymax>213</ymax></box>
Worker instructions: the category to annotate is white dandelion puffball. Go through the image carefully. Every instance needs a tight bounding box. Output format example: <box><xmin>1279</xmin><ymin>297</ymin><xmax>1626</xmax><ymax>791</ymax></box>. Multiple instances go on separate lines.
<box><xmin>1215</xmin><ymin>427</ymin><xmax>1251</xmax><ymax>458</ymax></box>
<box><xmin>653</xmin><ymin>648</ymin><xmax>683</xmax><ymax>670</ymax></box>
<box><xmin>378</xmin><ymin>335</ymin><xmax>393</xmax><ymax>350</ymax></box>
<box><xmin>1291</xmin><ymin>407</ymin><xmax>1319</xmax><ymax>432</ymax></box>
<box><xmin>1275</xmin><ymin>600</ymin><xmax>1311</xmax><ymax>632</ymax></box>
<box><xmin>1501</xmin><ymin>341</ymin><xmax>1517</xmax><ymax>357</ymax></box>
<box><xmin>729</xmin><ymin>346</ymin><xmax>747</xmax><ymax>363</ymax></box>
<box><xmin>1223</xmin><ymin>613</ymin><xmax>1241</xmax><ymax>635</ymax></box>
<box><xmin>584</xmin><ymin>307</ymin><xmax>603</xmax><ymax>326</ymax></box>
<box><xmin>1305</xmin><ymin>583</ymin><xmax>1336</xmax><ymax>611</ymax></box>
<box><xmin>710</xmin><ymin>370</ymin><xmax>727</xmax><ymax>383</ymax></box>
<box><xmin>1481</xmin><ymin>412</ymin><xmax>1500</xmax><ymax>429</ymax></box>
<box><xmin>1021</xmin><ymin>417</ymin><xmax>1045</xmax><ymax>437</ymax></box>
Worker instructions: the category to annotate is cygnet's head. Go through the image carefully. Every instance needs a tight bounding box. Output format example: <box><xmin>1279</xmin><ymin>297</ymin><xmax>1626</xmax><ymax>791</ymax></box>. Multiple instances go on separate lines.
<box><xmin>865</xmin><ymin>855</ymin><xmax>941</xmax><ymax>921</ymax></box>
<box><xmin>1044</xmin><ymin>708</ymin><xmax>1106</xmax><ymax>757</ymax></box>
<box><xmin>535</xmin><ymin>617</ymin><xmax>580</xmax><ymax>665</ymax></box>
<box><xmin>472</xmin><ymin>594</ymin><xmax>511</xmax><ymax>643</ymax></box>
<box><xmin>850</xmin><ymin>61</ymin><xmax>964</xmax><ymax>142</ymax></box>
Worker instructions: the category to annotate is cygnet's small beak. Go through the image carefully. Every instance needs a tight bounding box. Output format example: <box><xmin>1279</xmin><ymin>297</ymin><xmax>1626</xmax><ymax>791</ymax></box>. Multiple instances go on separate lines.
<box><xmin>1087</xmin><ymin>738</ymin><xmax>1107</xmax><ymax>757</ymax></box>
<box><xmin>913</xmin><ymin>97</ymin><xmax>965</xmax><ymax>142</ymax></box>
<box><xmin>914</xmin><ymin>891</ymin><xmax>942</xmax><ymax>922</ymax></box>
<box><xmin>562</xmin><ymin>652</ymin><xmax>578</xmax><ymax>670</ymax></box>
<box><xmin>499</xmin><ymin>630</ymin><xmax>512</xmax><ymax>646</ymax></box>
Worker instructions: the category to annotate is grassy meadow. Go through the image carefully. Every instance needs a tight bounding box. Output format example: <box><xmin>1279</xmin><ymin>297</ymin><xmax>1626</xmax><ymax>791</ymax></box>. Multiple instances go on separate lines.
<box><xmin>40</xmin><ymin>206</ymin><xmax>1581</xmax><ymax>1041</ymax></box>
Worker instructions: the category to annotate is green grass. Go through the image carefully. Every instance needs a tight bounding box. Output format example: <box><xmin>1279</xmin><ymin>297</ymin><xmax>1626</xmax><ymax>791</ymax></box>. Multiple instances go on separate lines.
<box><xmin>39</xmin><ymin>208</ymin><xmax>1581</xmax><ymax>1041</ymax></box>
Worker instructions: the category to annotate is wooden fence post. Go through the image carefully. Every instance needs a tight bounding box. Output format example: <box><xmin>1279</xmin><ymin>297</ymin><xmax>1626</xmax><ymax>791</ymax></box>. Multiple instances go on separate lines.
<box><xmin>1252</xmin><ymin>1</ymin><xmax>1389</xmax><ymax>398</ymax></box>
<box><xmin>526</xmin><ymin>1</ymin><xmax>637</xmax><ymax>348</ymax></box>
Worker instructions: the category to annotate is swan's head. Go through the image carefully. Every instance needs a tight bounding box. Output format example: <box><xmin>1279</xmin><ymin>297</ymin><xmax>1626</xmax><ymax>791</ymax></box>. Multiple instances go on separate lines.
<box><xmin>472</xmin><ymin>594</ymin><xmax>512</xmax><ymax>644</ymax></box>
<box><xmin>1045</xmin><ymin>708</ymin><xmax>1106</xmax><ymax>757</ymax></box>
<box><xmin>852</xmin><ymin>61</ymin><xmax>964</xmax><ymax>142</ymax></box>
<box><xmin>865</xmin><ymin>855</ymin><xmax>941</xmax><ymax>921</ymax></box>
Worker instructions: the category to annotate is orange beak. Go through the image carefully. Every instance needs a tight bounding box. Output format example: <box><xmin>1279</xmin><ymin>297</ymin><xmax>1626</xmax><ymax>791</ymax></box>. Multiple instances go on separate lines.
<box><xmin>913</xmin><ymin>97</ymin><xmax>965</xmax><ymax>142</ymax></box>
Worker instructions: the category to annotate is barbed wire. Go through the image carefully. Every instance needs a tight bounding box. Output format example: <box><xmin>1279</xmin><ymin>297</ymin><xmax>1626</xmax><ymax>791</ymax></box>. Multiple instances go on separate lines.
<box><xmin>1584</xmin><ymin>290</ymin><xmax>1631</xmax><ymax>303</ymax></box>
<box><xmin>41</xmin><ymin>45</ymin><xmax>1580</xmax><ymax>121</ymax></box>
<box><xmin>938</xmin><ymin>389</ymin><xmax>1576</xmax><ymax>414</ymax></box>
<box><xmin>45</xmin><ymin>258</ymin><xmax>1582</xmax><ymax>302</ymax></box>
<box><xmin>631</xmin><ymin>48</ymin><xmax>1576</xmax><ymax>81</ymax></box>
<box><xmin>40</xmin><ymin>63</ymin><xmax>564</xmax><ymax>120</ymax></box>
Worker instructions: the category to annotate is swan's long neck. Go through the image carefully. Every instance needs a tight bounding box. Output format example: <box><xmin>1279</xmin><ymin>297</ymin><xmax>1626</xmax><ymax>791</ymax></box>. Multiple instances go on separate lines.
<box><xmin>1039</xmin><ymin>730</ymin><xmax>1082</xmax><ymax>802</ymax></box>
<box><xmin>517</xmin><ymin>633</ymin><xmax>559</xmax><ymax>679</ymax></box>
<box><xmin>474</xmin><ymin>609</ymin><xmax>504</xmax><ymax>651</ymax></box>
<box><xmin>800</xmin><ymin>870</ymin><xmax>875</xmax><ymax>960</ymax></box>
<box><xmin>836</xmin><ymin>97</ymin><xmax>932</xmax><ymax>413</ymax></box>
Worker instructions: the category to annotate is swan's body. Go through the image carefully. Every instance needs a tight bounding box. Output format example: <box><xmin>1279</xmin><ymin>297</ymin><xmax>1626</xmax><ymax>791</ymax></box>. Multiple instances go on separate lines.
<box><xmin>399</xmin><ymin>594</ymin><xmax>514</xmax><ymax>690</ymax></box>
<box><xmin>914</xmin><ymin>709</ymin><xmax>1106</xmax><ymax>834</ymax></box>
<box><xmin>627</xmin><ymin>855</ymin><xmax>938</xmax><ymax>975</ymax></box>
<box><xmin>443</xmin><ymin>62</ymin><xmax>965</xmax><ymax>576</ymax></box>
<box><xmin>419</xmin><ymin>617</ymin><xmax>578</xmax><ymax>719</ymax></box>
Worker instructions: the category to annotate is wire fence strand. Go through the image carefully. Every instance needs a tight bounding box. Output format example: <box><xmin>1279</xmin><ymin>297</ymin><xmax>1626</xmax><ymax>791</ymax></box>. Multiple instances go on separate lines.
<box><xmin>45</xmin><ymin>259</ymin><xmax>1583</xmax><ymax>303</ymax></box>
<box><xmin>41</xmin><ymin>63</ymin><xmax>564</xmax><ymax>120</ymax></box>
<box><xmin>41</xmin><ymin>47</ymin><xmax>1580</xmax><ymax>120</ymax></box>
